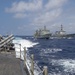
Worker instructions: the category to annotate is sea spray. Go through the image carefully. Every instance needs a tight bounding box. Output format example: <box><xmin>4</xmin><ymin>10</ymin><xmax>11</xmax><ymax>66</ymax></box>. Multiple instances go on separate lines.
<box><xmin>13</xmin><ymin>37</ymin><xmax>38</xmax><ymax>59</ymax></box>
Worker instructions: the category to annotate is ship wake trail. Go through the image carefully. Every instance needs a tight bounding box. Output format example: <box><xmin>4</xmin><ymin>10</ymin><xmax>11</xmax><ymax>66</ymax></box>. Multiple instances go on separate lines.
<box><xmin>12</xmin><ymin>37</ymin><xmax>39</xmax><ymax>59</ymax></box>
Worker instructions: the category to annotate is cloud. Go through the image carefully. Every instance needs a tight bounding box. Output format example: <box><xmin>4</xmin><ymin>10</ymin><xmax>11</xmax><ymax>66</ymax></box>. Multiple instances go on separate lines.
<box><xmin>5</xmin><ymin>0</ymin><xmax>43</xmax><ymax>19</ymax></box>
<box><xmin>13</xmin><ymin>13</ymin><xmax>27</xmax><ymax>18</ymax></box>
<box><xmin>45</xmin><ymin>0</ymin><xmax>68</xmax><ymax>10</ymax></box>
<box><xmin>5</xmin><ymin>0</ymin><xmax>68</xmax><ymax>27</ymax></box>
<box><xmin>5</xmin><ymin>0</ymin><xmax>43</xmax><ymax>13</ymax></box>
<box><xmin>31</xmin><ymin>0</ymin><xmax>68</xmax><ymax>26</ymax></box>
<box><xmin>33</xmin><ymin>8</ymin><xmax>62</xmax><ymax>25</ymax></box>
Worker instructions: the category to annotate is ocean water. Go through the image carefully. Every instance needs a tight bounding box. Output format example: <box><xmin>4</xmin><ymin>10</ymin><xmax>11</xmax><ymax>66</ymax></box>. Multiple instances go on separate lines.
<box><xmin>13</xmin><ymin>36</ymin><xmax>75</xmax><ymax>75</ymax></box>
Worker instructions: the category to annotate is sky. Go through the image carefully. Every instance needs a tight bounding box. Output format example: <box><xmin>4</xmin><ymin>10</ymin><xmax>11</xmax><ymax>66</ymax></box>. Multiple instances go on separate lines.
<box><xmin>0</xmin><ymin>0</ymin><xmax>75</xmax><ymax>35</ymax></box>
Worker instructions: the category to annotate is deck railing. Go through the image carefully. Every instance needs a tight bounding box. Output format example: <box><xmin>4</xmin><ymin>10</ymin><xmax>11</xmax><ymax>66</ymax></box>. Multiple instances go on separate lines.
<box><xmin>17</xmin><ymin>47</ymin><xmax>48</xmax><ymax>75</ymax></box>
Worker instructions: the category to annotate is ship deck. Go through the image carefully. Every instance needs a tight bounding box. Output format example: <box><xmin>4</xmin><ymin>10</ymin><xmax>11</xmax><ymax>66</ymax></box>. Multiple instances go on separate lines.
<box><xmin>0</xmin><ymin>51</ymin><xmax>27</xmax><ymax>75</ymax></box>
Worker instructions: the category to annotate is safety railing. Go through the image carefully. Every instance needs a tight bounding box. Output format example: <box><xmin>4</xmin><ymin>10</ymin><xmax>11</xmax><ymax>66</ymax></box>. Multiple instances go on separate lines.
<box><xmin>14</xmin><ymin>42</ymin><xmax>48</xmax><ymax>75</ymax></box>
<box><xmin>19</xmin><ymin>47</ymin><xmax>48</xmax><ymax>75</ymax></box>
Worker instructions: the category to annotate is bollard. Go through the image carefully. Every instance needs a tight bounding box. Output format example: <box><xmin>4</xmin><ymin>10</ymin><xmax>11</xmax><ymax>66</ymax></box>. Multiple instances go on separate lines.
<box><xmin>24</xmin><ymin>47</ymin><xmax>26</xmax><ymax>67</ymax></box>
<box><xmin>31</xmin><ymin>54</ymin><xmax>34</xmax><ymax>75</ymax></box>
<box><xmin>43</xmin><ymin>66</ymin><xmax>48</xmax><ymax>75</ymax></box>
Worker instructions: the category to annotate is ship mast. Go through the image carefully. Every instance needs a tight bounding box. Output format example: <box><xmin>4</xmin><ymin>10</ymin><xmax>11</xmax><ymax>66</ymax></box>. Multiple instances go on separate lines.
<box><xmin>61</xmin><ymin>24</ymin><xmax>63</xmax><ymax>31</ymax></box>
<box><xmin>44</xmin><ymin>26</ymin><xmax>46</xmax><ymax>30</ymax></box>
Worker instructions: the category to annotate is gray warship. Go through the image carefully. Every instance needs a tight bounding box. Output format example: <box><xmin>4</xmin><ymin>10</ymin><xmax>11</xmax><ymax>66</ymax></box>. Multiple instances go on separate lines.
<box><xmin>52</xmin><ymin>25</ymin><xmax>75</xmax><ymax>39</ymax></box>
<box><xmin>52</xmin><ymin>25</ymin><xmax>66</xmax><ymax>39</ymax></box>
<box><xmin>34</xmin><ymin>26</ymin><xmax>51</xmax><ymax>39</ymax></box>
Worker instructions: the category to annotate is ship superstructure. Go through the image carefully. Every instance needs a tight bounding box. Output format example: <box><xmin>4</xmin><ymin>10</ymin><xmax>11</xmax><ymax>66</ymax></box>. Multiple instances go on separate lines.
<box><xmin>54</xmin><ymin>25</ymin><xmax>66</xmax><ymax>37</ymax></box>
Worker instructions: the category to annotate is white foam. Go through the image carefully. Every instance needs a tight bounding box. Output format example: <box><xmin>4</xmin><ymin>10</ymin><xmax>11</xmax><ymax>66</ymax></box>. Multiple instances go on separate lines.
<box><xmin>58</xmin><ymin>59</ymin><xmax>75</xmax><ymax>73</ymax></box>
<box><xmin>12</xmin><ymin>37</ymin><xmax>38</xmax><ymax>59</ymax></box>
<box><xmin>40</xmin><ymin>48</ymin><xmax>62</xmax><ymax>56</ymax></box>
<box><xmin>51</xmin><ymin>59</ymin><xmax>75</xmax><ymax>73</ymax></box>
<box><xmin>13</xmin><ymin>38</ymin><xmax>38</xmax><ymax>49</ymax></box>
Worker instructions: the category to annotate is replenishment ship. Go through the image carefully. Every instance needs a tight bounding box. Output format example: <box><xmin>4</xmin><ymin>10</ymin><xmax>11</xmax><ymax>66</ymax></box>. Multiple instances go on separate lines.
<box><xmin>34</xmin><ymin>26</ymin><xmax>51</xmax><ymax>39</ymax></box>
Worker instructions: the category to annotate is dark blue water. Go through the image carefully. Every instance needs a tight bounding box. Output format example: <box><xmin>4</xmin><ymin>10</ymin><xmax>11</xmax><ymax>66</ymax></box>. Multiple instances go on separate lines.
<box><xmin>20</xmin><ymin>36</ymin><xmax>75</xmax><ymax>75</ymax></box>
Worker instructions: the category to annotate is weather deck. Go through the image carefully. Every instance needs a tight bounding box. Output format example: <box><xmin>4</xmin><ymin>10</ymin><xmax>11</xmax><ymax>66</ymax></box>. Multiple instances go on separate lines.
<box><xmin>0</xmin><ymin>51</ymin><xmax>27</xmax><ymax>75</ymax></box>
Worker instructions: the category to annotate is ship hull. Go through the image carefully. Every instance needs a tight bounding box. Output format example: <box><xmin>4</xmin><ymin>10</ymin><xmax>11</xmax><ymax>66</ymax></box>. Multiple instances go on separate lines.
<box><xmin>35</xmin><ymin>34</ymin><xmax>50</xmax><ymax>39</ymax></box>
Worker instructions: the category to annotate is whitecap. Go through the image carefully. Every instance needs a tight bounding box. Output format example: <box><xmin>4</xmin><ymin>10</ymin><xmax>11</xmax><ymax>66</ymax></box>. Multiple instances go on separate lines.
<box><xmin>12</xmin><ymin>37</ymin><xmax>39</xmax><ymax>59</ymax></box>
<box><xmin>50</xmin><ymin>59</ymin><xmax>75</xmax><ymax>74</ymax></box>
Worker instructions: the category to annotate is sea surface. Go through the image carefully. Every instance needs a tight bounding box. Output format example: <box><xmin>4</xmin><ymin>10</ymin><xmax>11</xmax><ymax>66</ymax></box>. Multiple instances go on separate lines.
<box><xmin>14</xmin><ymin>36</ymin><xmax>75</xmax><ymax>75</ymax></box>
